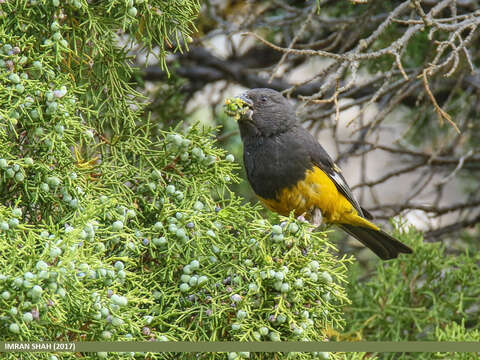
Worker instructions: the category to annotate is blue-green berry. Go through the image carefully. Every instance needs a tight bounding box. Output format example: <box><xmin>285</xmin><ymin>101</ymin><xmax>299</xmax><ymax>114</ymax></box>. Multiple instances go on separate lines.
<box><xmin>12</xmin><ymin>208</ymin><xmax>22</xmax><ymax>218</ymax></box>
<box><xmin>288</xmin><ymin>223</ymin><xmax>299</xmax><ymax>233</ymax></box>
<box><xmin>101</xmin><ymin>331</ymin><xmax>112</xmax><ymax>340</ymax></box>
<box><xmin>128</xmin><ymin>7</ymin><xmax>138</xmax><ymax>17</ymax></box>
<box><xmin>236</xmin><ymin>310</ymin><xmax>247</xmax><ymax>320</ymax></box>
<box><xmin>16</xmin><ymin>84</ymin><xmax>25</xmax><ymax>93</ymax></box>
<box><xmin>271</xmin><ymin>225</ymin><xmax>283</xmax><ymax>234</ymax></box>
<box><xmin>6</xmin><ymin>168</ymin><xmax>15</xmax><ymax>178</ymax></box>
<box><xmin>175</xmin><ymin>191</ymin><xmax>184</xmax><ymax>200</ymax></box>
<box><xmin>294</xmin><ymin>279</ymin><xmax>304</xmax><ymax>288</ymax></box>
<box><xmin>269</xmin><ymin>332</ymin><xmax>281</xmax><ymax>341</ymax></box>
<box><xmin>3</xmin><ymin>44</ymin><xmax>12</xmax><ymax>53</ymax></box>
<box><xmin>193</xmin><ymin>201</ymin><xmax>204</xmax><ymax>211</ymax></box>
<box><xmin>168</xmin><ymin>223</ymin><xmax>177</xmax><ymax>233</ymax></box>
<box><xmin>111</xmin><ymin>294</ymin><xmax>128</xmax><ymax>306</ymax></box>
<box><xmin>49</xmin><ymin>247</ymin><xmax>62</xmax><ymax>258</ymax></box>
<box><xmin>189</xmin><ymin>260</ymin><xmax>200</xmax><ymax>270</ymax></box>
<box><xmin>272</xmin><ymin>234</ymin><xmax>284</xmax><ymax>242</ymax></box>
<box><xmin>259</xmin><ymin>326</ymin><xmax>269</xmax><ymax>336</ymax></box>
<box><xmin>180</xmin><ymin>152</ymin><xmax>189</xmax><ymax>161</ymax></box>
<box><xmin>231</xmin><ymin>294</ymin><xmax>242</xmax><ymax>302</ymax></box>
<box><xmin>182</xmin><ymin>265</ymin><xmax>192</xmax><ymax>274</ymax></box>
<box><xmin>32</xmin><ymin>61</ymin><xmax>42</xmax><ymax>70</ymax></box>
<box><xmin>9</xmin><ymin>323</ymin><xmax>20</xmax><ymax>334</ymax></box>
<box><xmin>197</xmin><ymin>275</ymin><xmax>208</xmax><ymax>286</ymax></box>
<box><xmin>111</xmin><ymin>317</ymin><xmax>124</xmax><ymax>327</ymax></box>
<box><xmin>100</xmin><ymin>307</ymin><xmax>109</xmax><ymax>318</ymax></box>
<box><xmin>50</xmin><ymin>21</ymin><xmax>60</xmax><ymax>31</ymax></box>
<box><xmin>24</xmin><ymin>272</ymin><xmax>35</xmax><ymax>280</ymax></box>
<box><xmin>23</xmin><ymin>312</ymin><xmax>34</xmax><ymax>322</ymax></box>
<box><xmin>276</xmin><ymin>314</ymin><xmax>287</xmax><ymax>323</ymax></box>
<box><xmin>274</xmin><ymin>281</ymin><xmax>283</xmax><ymax>291</ymax></box>
<box><xmin>47</xmin><ymin>176</ymin><xmax>61</xmax><ymax>187</ymax></box>
<box><xmin>14</xmin><ymin>172</ymin><xmax>25</xmax><ymax>182</ymax></box>
<box><xmin>52</xmin><ymin>32</ymin><xmax>62</xmax><ymax>41</ymax></box>
<box><xmin>54</xmin><ymin>124</ymin><xmax>64</xmax><ymax>134</ymax></box>
<box><xmin>8</xmin><ymin>218</ymin><xmax>19</xmax><ymax>228</ymax></box>
<box><xmin>153</xmin><ymin>221</ymin><xmax>163</xmax><ymax>231</ymax></box>
<box><xmin>179</xmin><ymin>283</ymin><xmax>190</xmax><ymax>293</ymax></box>
<box><xmin>175</xmin><ymin>228</ymin><xmax>186</xmax><ymax>239</ymax></box>
<box><xmin>319</xmin><ymin>271</ymin><xmax>333</xmax><ymax>283</ymax></box>
<box><xmin>9</xmin><ymin>73</ymin><xmax>20</xmax><ymax>83</ymax></box>
<box><xmin>188</xmin><ymin>276</ymin><xmax>198</xmax><ymax>286</ymax></box>
<box><xmin>280</xmin><ymin>283</ymin><xmax>290</xmax><ymax>293</ymax></box>
<box><xmin>31</xmin><ymin>285</ymin><xmax>43</xmax><ymax>298</ymax></box>
<box><xmin>30</xmin><ymin>109</ymin><xmax>40</xmax><ymax>119</ymax></box>
<box><xmin>152</xmin><ymin>237</ymin><xmax>167</xmax><ymax>246</ymax></box>
<box><xmin>274</xmin><ymin>271</ymin><xmax>285</xmax><ymax>281</ymax></box>
<box><xmin>111</xmin><ymin>220</ymin><xmax>124</xmax><ymax>231</ymax></box>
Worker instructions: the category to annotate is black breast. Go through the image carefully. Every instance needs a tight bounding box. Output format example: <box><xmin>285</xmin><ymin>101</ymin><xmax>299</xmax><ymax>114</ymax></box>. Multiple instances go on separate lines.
<box><xmin>242</xmin><ymin>126</ymin><xmax>313</xmax><ymax>200</ymax></box>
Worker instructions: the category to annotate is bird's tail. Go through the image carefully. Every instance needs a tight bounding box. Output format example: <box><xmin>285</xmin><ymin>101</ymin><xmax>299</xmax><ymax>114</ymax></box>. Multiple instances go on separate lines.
<box><xmin>338</xmin><ymin>223</ymin><xmax>413</xmax><ymax>260</ymax></box>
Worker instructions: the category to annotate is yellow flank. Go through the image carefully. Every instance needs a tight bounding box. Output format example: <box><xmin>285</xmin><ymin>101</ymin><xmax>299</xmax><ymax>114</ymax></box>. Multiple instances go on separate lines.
<box><xmin>258</xmin><ymin>166</ymin><xmax>379</xmax><ymax>230</ymax></box>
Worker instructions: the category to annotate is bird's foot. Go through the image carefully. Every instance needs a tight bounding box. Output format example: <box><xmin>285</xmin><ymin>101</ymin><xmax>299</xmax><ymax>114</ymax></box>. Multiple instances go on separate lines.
<box><xmin>310</xmin><ymin>208</ymin><xmax>323</xmax><ymax>227</ymax></box>
<box><xmin>310</xmin><ymin>208</ymin><xmax>329</xmax><ymax>232</ymax></box>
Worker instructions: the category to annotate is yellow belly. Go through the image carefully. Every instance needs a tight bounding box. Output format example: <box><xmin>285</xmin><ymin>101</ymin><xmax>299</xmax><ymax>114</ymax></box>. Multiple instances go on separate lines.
<box><xmin>258</xmin><ymin>167</ymin><xmax>377</xmax><ymax>229</ymax></box>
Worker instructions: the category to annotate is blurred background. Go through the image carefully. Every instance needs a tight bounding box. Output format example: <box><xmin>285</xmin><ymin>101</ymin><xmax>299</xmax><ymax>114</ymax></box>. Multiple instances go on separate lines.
<box><xmin>133</xmin><ymin>0</ymin><xmax>480</xmax><ymax>260</ymax></box>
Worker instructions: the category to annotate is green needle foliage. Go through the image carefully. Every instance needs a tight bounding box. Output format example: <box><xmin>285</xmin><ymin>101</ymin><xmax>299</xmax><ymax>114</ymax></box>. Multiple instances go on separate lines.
<box><xmin>343</xmin><ymin>227</ymin><xmax>480</xmax><ymax>359</ymax></box>
<box><xmin>0</xmin><ymin>1</ymin><xmax>352</xmax><ymax>360</ymax></box>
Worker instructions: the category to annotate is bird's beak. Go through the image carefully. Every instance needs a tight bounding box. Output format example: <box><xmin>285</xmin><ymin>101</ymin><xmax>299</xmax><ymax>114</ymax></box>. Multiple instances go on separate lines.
<box><xmin>224</xmin><ymin>92</ymin><xmax>254</xmax><ymax>122</ymax></box>
<box><xmin>235</xmin><ymin>93</ymin><xmax>254</xmax><ymax>109</ymax></box>
<box><xmin>234</xmin><ymin>93</ymin><xmax>254</xmax><ymax>122</ymax></box>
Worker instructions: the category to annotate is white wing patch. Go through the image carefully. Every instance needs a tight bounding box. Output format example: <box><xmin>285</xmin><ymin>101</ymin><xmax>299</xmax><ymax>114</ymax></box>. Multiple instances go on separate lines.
<box><xmin>329</xmin><ymin>170</ymin><xmax>363</xmax><ymax>216</ymax></box>
<box><xmin>330</xmin><ymin>171</ymin><xmax>348</xmax><ymax>189</ymax></box>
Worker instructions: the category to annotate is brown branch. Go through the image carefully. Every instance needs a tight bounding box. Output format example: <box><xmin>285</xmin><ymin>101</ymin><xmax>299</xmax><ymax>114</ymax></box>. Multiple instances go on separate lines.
<box><xmin>421</xmin><ymin>69</ymin><xmax>460</xmax><ymax>133</ymax></box>
<box><xmin>351</xmin><ymin>161</ymin><xmax>429</xmax><ymax>190</ymax></box>
<box><xmin>367</xmin><ymin>199</ymin><xmax>480</xmax><ymax>216</ymax></box>
<box><xmin>425</xmin><ymin>212</ymin><xmax>480</xmax><ymax>240</ymax></box>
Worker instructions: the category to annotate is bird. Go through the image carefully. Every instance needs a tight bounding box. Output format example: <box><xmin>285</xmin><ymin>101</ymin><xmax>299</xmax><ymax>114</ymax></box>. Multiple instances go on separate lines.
<box><xmin>228</xmin><ymin>88</ymin><xmax>413</xmax><ymax>260</ymax></box>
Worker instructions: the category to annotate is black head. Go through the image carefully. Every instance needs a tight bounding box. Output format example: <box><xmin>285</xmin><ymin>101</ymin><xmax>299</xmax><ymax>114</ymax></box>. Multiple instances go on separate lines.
<box><xmin>236</xmin><ymin>88</ymin><xmax>297</xmax><ymax>138</ymax></box>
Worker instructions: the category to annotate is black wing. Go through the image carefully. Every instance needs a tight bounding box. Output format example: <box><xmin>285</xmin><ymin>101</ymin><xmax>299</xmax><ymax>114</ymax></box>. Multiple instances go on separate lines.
<box><xmin>304</xmin><ymin>130</ymin><xmax>367</xmax><ymax>218</ymax></box>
